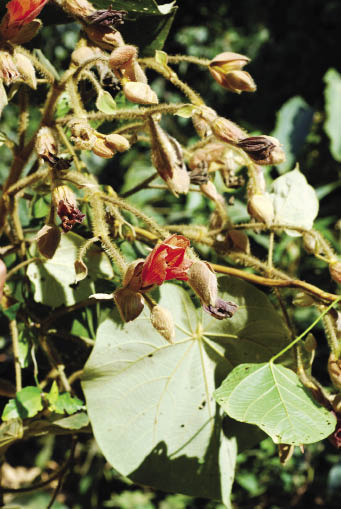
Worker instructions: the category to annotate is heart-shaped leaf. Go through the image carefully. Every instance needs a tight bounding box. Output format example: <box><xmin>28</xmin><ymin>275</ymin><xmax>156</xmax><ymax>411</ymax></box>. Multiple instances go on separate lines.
<box><xmin>82</xmin><ymin>277</ymin><xmax>291</xmax><ymax>504</ymax></box>
<box><xmin>214</xmin><ymin>363</ymin><xmax>336</xmax><ymax>445</ymax></box>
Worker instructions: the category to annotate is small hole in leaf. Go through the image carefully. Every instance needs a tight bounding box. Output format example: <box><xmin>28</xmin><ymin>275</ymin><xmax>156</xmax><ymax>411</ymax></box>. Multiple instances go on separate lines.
<box><xmin>148</xmin><ymin>354</ymin><xmax>153</xmax><ymax>358</ymax></box>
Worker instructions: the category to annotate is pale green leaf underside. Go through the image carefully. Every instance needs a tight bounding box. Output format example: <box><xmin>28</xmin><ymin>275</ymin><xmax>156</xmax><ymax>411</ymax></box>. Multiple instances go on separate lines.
<box><xmin>82</xmin><ymin>277</ymin><xmax>291</xmax><ymax>504</ymax></box>
<box><xmin>271</xmin><ymin>168</ymin><xmax>319</xmax><ymax>236</ymax></box>
<box><xmin>27</xmin><ymin>232</ymin><xmax>114</xmax><ymax>307</ymax></box>
<box><xmin>214</xmin><ymin>363</ymin><xmax>336</xmax><ymax>445</ymax></box>
<box><xmin>324</xmin><ymin>68</ymin><xmax>341</xmax><ymax>162</ymax></box>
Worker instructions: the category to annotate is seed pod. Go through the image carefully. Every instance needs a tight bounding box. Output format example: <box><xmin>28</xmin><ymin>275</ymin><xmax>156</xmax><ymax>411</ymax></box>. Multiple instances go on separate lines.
<box><xmin>123</xmin><ymin>82</ymin><xmax>158</xmax><ymax>105</ymax></box>
<box><xmin>211</xmin><ymin>117</ymin><xmax>246</xmax><ymax>144</ymax></box>
<box><xmin>114</xmin><ymin>287</ymin><xmax>144</xmax><ymax>322</ymax></box>
<box><xmin>150</xmin><ymin>305</ymin><xmax>175</xmax><ymax>343</ymax></box>
<box><xmin>187</xmin><ymin>260</ymin><xmax>218</xmax><ymax>307</ymax></box>
<box><xmin>329</xmin><ymin>261</ymin><xmax>341</xmax><ymax>284</ymax></box>
<box><xmin>247</xmin><ymin>193</ymin><xmax>274</xmax><ymax>226</ymax></box>
<box><xmin>0</xmin><ymin>51</ymin><xmax>20</xmax><ymax>86</ymax></box>
<box><xmin>148</xmin><ymin>117</ymin><xmax>190</xmax><ymax>196</ymax></box>
<box><xmin>122</xmin><ymin>259</ymin><xmax>144</xmax><ymax>291</ymax></box>
<box><xmin>36</xmin><ymin>225</ymin><xmax>61</xmax><ymax>259</ymax></box>
<box><xmin>192</xmin><ymin>106</ymin><xmax>217</xmax><ymax>138</ymax></box>
<box><xmin>92</xmin><ymin>137</ymin><xmax>115</xmax><ymax>158</ymax></box>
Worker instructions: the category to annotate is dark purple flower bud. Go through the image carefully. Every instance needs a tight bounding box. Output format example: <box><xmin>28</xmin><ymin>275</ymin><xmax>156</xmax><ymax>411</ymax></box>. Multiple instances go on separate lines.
<box><xmin>86</xmin><ymin>7</ymin><xmax>127</xmax><ymax>28</ymax></box>
<box><xmin>57</xmin><ymin>201</ymin><xmax>85</xmax><ymax>233</ymax></box>
<box><xmin>203</xmin><ymin>298</ymin><xmax>238</xmax><ymax>320</ymax></box>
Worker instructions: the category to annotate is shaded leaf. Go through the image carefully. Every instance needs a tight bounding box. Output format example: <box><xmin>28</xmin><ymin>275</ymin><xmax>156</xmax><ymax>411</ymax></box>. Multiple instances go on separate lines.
<box><xmin>82</xmin><ymin>278</ymin><xmax>290</xmax><ymax>504</ymax></box>
<box><xmin>53</xmin><ymin>412</ymin><xmax>90</xmax><ymax>430</ymax></box>
<box><xmin>214</xmin><ymin>363</ymin><xmax>336</xmax><ymax>445</ymax></box>
<box><xmin>324</xmin><ymin>68</ymin><xmax>341</xmax><ymax>162</ymax></box>
<box><xmin>272</xmin><ymin>96</ymin><xmax>313</xmax><ymax>173</ymax></box>
<box><xmin>2</xmin><ymin>386</ymin><xmax>43</xmax><ymax>421</ymax></box>
<box><xmin>1</xmin><ymin>303</ymin><xmax>20</xmax><ymax>321</ymax></box>
<box><xmin>27</xmin><ymin>232</ymin><xmax>114</xmax><ymax>307</ymax></box>
<box><xmin>270</xmin><ymin>167</ymin><xmax>319</xmax><ymax>236</ymax></box>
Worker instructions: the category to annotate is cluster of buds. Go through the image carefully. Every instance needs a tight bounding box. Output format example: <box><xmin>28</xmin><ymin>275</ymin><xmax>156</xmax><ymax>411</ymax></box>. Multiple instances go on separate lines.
<box><xmin>53</xmin><ymin>185</ymin><xmax>85</xmax><ymax>232</ymax></box>
<box><xmin>209</xmin><ymin>52</ymin><xmax>256</xmax><ymax>94</ymax></box>
<box><xmin>114</xmin><ymin>235</ymin><xmax>238</xmax><ymax>342</ymax></box>
<box><xmin>0</xmin><ymin>0</ymin><xmax>48</xmax><ymax>43</ymax></box>
<box><xmin>109</xmin><ymin>45</ymin><xmax>158</xmax><ymax>105</ymax></box>
<box><xmin>68</xmin><ymin>118</ymin><xmax>130</xmax><ymax>158</ymax></box>
<box><xmin>148</xmin><ymin>116</ymin><xmax>190</xmax><ymax>196</ymax></box>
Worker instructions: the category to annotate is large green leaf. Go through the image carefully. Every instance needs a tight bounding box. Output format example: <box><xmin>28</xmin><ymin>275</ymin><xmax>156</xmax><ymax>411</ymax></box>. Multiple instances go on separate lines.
<box><xmin>270</xmin><ymin>168</ymin><xmax>319</xmax><ymax>236</ymax></box>
<box><xmin>272</xmin><ymin>96</ymin><xmax>313</xmax><ymax>173</ymax></box>
<box><xmin>27</xmin><ymin>232</ymin><xmax>114</xmax><ymax>308</ymax></box>
<box><xmin>324</xmin><ymin>68</ymin><xmax>341</xmax><ymax>162</ymax></box>
<box><xmin>82</xmin><ymin>277</ymin><xmax>291</xmax><ymax>504</ymax></box>
<box><xmin>214</xmin><ymin>363</ymin><xmax>336</xmax><ymax>445</ymax></box>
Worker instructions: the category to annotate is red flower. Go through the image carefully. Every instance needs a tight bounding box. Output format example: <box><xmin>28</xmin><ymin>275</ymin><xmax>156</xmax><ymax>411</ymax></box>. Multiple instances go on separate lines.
<box><xmin>6</xmin><ymin>0</ymin><xmax>49</xmax><ymax>26</ymax></box>
<box><xmin>0</xmin><ymin>0</ymin><xmax>49</xmax><ymax>40</ymax></box>
<box><xmin>141</xmin><ymin>235</ymin><xmax>193</xmax><ymax>289</ymax></box>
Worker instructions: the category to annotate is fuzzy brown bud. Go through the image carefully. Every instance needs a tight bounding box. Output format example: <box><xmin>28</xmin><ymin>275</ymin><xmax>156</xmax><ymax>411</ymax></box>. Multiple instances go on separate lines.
<box><xmin>238</xmin><ymin>136</ymin><xmax>285</xmax><ymax>165</ymax></box>
<box><xmin>149</xmin><ymin>117</ymin><xmax>190</xmax><ymax>196</ymax></box>
<box><xmin>123</xmin><ymin>82</ymin><xmax>158</xmax><ymax>105</ymax></box>
<box><xmin>150</xmin><ymin>305</ymin><xmax>175</xmax><ymax>343</ymax></box>
<box><xmin>211</xmin><ymin>117</ymin><xmax>246</xmax><ymax>144</ymax></box>
<box><xmin>209</xmin><ymin>52</ymin><xmax>256</xmax><ymax>93</ymax></box>
<box><xmin>105</xmin><ymin>133</ymin><xmax>130</xmax><ymax>152</ymax></box>
<box><xmin>114</xmin><ymin>288</ymin><xmax>144</xmax><ymax>322</ymax></box>
<box><xmin>14</xmin><ymin>52</ymin><xmax>37</xmax><ymax>89</ymax></box>
<box><xmin>187</xmin><ymin>261</ymin><xmax>218</xmax><ymax>307</ymax></box>
<box><xmin>71</xmin><ymin>46</ymin><xmax>102</xmax><ymax>66</ymax></box>
<box><xmin>329</xmin><ymin>261</ymin><xmax>341</xmax><ymax>284</ymax></box>
<box><xmin>92</xmin><ymin>137</ymin><xmax>115</xmax><ymax>158</ymax></box>
<box><xmin>109</xmin><ymin>45</ymin><xmax>137</xmax><ymax>70</ymax></box>
<box><xmin>36</xmin><ymin>225</ymin><xmax>61</xmax><ymax>259</ymax></box>
<box><xmin>247</xmin><ymin>193</ymin><xmax>274</xmax><ymax>226</ymax></box>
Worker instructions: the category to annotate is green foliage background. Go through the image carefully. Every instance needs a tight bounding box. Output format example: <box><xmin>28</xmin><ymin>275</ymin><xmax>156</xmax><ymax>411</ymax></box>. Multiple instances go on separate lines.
<box><xmin>0</xmin><ymin>0</ymin><xmax>340</xmax><ymax>508</ymax></box>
